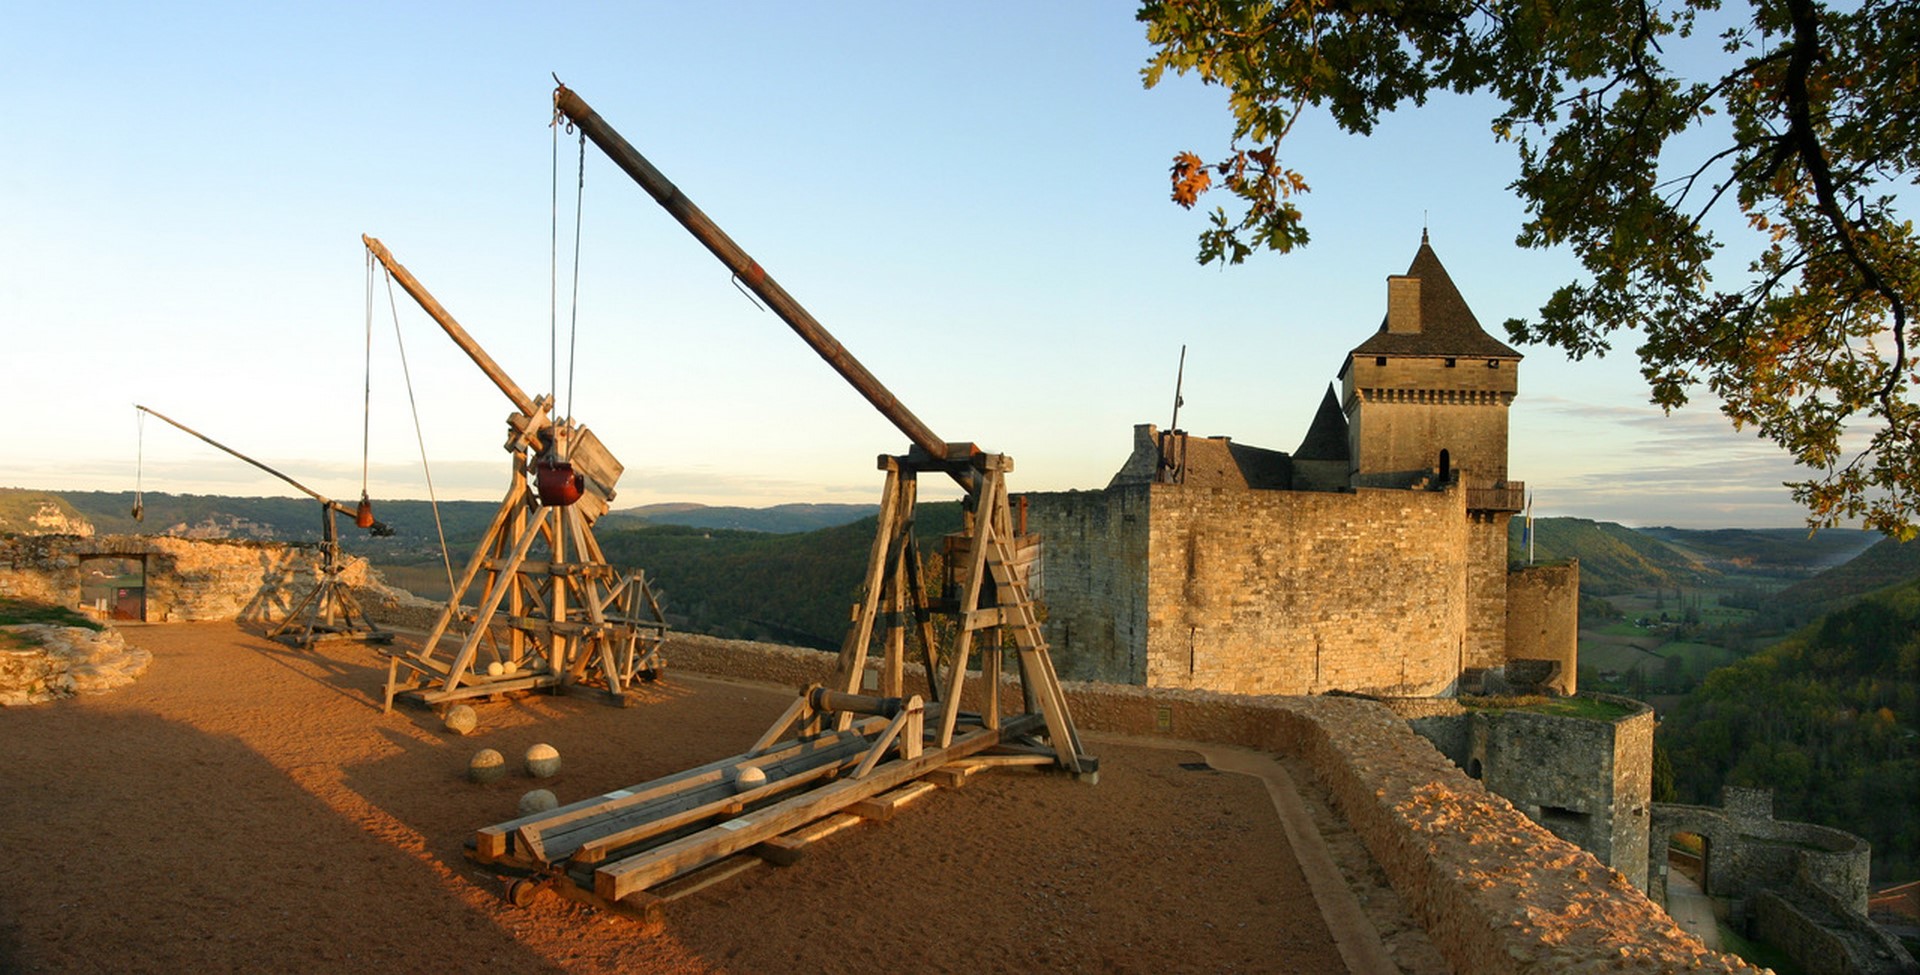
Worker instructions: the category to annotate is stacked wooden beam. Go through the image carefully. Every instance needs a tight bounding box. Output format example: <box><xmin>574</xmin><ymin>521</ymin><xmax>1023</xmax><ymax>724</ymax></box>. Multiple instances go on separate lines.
<box><xmin>470</xmin><ymin>692</ymin><xmax>1048</xmax><ymax>914</ymax></box>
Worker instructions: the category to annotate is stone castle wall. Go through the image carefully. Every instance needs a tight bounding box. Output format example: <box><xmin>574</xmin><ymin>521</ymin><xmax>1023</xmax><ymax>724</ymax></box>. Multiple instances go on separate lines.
<box><xmin>1412</xmin><ymin>696</ymin><xmax>1655</xmax><ymax>889</ymax></box>
<box><xmin>663</xmin><ymin>633</ymin><xmax>1760</xmax><ymax>975</ymax></box>
<box><xmin>1030</xmin><ymin>483</ymin><xmax>1476</xmax><ymax>698</ymax></box>
<box><xmin>1650</xmin><ymin>788</ymin><xmax>1872</xmax><ymax>918</ymax></box>
<box><xmin>1465</xmin><ymin>514</ymin><xmax>1510</xmax><ymax>671</ymax></box>
<box><xmin>1023</xmin><ymin>487</ymin><xmax>1150</xmax><ymax>683</ymax></box>
<box><xmin>0</xmin><ymin>533</ymin><xmax>383</xmax><ymax>623</ymax></box>
<box><xmin>1609</xmin><ymin>700</ymin><xmax>1657</xmax><ymax>890</ymax></box>
<box><xmin>1506</xmin><ymin>560</ymin><xmax>1580</xmax><ymax>694</ymax></box>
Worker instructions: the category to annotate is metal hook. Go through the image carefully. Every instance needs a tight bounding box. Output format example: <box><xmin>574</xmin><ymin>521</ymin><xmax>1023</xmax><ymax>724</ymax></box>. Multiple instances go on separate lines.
<box><xmin>729</xmin><ymin>274</ymin><xmax>766</xmax><ymax>312</ymax></box>
<box><xmin>551</xmin><ymin>73</ymin><xmax>575</xmax><ymax>132</ymax></box>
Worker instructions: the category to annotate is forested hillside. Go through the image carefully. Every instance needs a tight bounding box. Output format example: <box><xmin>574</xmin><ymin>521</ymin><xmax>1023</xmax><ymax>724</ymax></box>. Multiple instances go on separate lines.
<box><xmin>1659</xmin><ymin>577</ymin><xmax>1920</xmax><ymax>880</ymax></box>
<box><xmin>602</xmin><ymin>503</ymin><xmax>877</xmax><ymax>534</ymax></box>
<box><xmin>1508</xmin><ymin>517</ymin><xmax>1714</xmax><ymax>595</ymax></box>
<box><xmin>56</xmin><ymin>490</ymin><xmax>504</xmax><ymax>556</ymax></box>
<box><xmin>593</xmin><ymin>503</ymin><xmax>965</xmax><ymax>648</ymax></box>
<box><xmin>1760</xmin><ymin>538</ymin><xmax>1920</xmax><ymax>627</ymax></box>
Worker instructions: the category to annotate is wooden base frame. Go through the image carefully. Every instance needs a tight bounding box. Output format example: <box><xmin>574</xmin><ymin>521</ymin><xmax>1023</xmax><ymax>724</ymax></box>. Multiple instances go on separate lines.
<box><xmin>382</xmin><ymin>452</ymin><xmax>667</xmax><ymax>712</ymax></box>
<box><xmin>269</xmin><ymin>506</ymin><xmax>391</xmax><ymax>648</ymax></box>
<box><xmin>468</xmin><ymin>448</ymin><xmax>1094</xmax><ymax>912</ymax></box>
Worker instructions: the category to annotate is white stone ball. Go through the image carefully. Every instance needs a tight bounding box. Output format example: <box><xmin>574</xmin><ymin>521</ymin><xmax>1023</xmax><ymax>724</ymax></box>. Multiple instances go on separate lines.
<box><xmin>503</xmin><ymin>660</ymin><xmax>520</xmax><ymax>676</ymax></box>
<box><xmin>519</xmin><ymin>789</ymin><xmax>558</xmax><ymax>816</ymax></box>
<box><xmin>486</xmin><ymin>660</ymin><xmax>505</xmax><ymax>677</ymax></box>
<box><xmin>735</xmin><ymin>765</ymin><xmax>768</xmax><ymax>793</ymax></box>
<box><xmin>525</xmin><ymin>743</ymin><xmax>562</xmax><ymax>778</ymax></box>
<box><xmin>469</xmin><ymin>748</ymin><xmax>507</xmax><ymax>783</ymax></box>
<box><xmin>443</xmin><ymin>704</ymin><xmax>478</xmax><ymax>736</ymax></box>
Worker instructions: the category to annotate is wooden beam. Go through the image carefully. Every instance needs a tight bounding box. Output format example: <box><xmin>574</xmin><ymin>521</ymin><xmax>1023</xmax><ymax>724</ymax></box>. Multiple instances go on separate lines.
<box><xmin>849</xmin><ymin>780</ymin><xmax>940</xmax><ymax>822</ymax></box>
<box><xmin>593</xmin><ymin>720</ymin><xmax>1026</xmax><ymax>902</ymax></box>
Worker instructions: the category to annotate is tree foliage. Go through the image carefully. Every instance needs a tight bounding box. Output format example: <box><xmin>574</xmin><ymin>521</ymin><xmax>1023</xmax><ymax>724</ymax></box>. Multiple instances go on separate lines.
<box><xmin>1141</xmin><ymin>0</ymin><xmax>1919</xmax><ymax>538</ymax></box>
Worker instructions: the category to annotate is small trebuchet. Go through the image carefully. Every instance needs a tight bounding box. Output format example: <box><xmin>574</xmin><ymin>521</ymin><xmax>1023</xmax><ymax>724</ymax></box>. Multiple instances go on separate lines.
<box><xmin>134</xmin><ymin>404</ymin><xmax>392</xmax><ymax>647</ymax></box>
<box><xmin>364</xmin><ymin>236</ymin><xmax>667</xmax><ymax>711</ymax></box>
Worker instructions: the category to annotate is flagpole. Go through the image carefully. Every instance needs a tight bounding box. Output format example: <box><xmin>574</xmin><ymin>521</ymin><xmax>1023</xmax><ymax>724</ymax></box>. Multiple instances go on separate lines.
<box><xmin>1526</xmin><ymin>493</ymin><xmax>1534</xmax><ymax>565</ymax></box>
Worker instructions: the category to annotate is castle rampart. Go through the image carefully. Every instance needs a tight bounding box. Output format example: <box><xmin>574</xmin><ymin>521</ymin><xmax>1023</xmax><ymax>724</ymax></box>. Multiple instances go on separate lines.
<box><xmin>1648</xmin><ymin>788</ymin><xmax>1909</xmax><ymax>973</ymax></box>
<box><xmin>1408</xmin><ymin>694</ymin><xmax>1653</xmax><ymax>888</ymax></box>
<box><xmin>1029</xmin><ymin>480</ymin><xmax>1473</xmax><ymax>697</ymax></box>
<box><xmin>1505</xmin><ymin>561</ymin><xmax>1579</xmax><ymax>694</ymax></box>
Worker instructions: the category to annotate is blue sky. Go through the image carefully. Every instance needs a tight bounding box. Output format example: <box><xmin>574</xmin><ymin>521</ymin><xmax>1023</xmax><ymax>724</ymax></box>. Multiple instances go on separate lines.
<box><xmin>0</xmin><ymin>3</ymin><xmax>1843</xmax><ymax>528</ymax></box>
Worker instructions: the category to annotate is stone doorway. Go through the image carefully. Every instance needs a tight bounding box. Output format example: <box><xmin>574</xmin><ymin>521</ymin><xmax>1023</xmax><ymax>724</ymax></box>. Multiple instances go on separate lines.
<box><xmin>79</xmin><ymin>554</ymin><xmax>147</xmax><ymax>621</ymax></box>
<box><xmin>1663</xmin><ymin>831</ymin><xmax>1722</xmax><ymax>949</ymax></box>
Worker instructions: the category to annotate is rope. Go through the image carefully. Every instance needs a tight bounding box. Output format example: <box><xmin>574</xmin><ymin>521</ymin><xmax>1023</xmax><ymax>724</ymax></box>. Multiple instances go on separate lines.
<box><xmin>362</xmin><ymin>250</ymin><xmax>374</xmax><ymax>497</ymax></box>
<box><xmin>382</xmin><ymin>270</ymin><xmax>457</xmax><ymax>597</ymax></box>
<box><xmin>133</xmin><ymin>406</ymin><xmax>145</xmax><ymax>520</ymax></box>
<box><xmin>566</xmin><ymin>130</ymin><xmax>586</xmax><ymax>420</ymax></box>
<box><xmin>550</xmin><ymin>104</ymin><xmax>561</xmax><ymax>411</ymax></box>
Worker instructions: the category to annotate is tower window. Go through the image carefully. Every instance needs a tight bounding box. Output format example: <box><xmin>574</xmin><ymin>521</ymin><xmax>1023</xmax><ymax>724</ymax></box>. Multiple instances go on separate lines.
<box><xmin>1487</xmin><ymin>359</ymin><xmax>1500</xmax><ymax>369</ymax></box>
<box><xmin>1445</xmin><ymin>357</ymin><xmax>1457</xmax><ymax>368</ymax></box>
<box><xmin>1375</xmin><ymin>356</ymin><xmax>1387</xmax><ymax>367</ymax></box>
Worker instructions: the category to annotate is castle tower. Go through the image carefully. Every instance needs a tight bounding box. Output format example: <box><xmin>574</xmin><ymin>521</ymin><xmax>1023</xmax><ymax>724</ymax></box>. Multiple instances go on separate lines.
<box><xmin>1339</xmin><ymin>233</ymin><xmax>1525</xmax><ymax>676</ymax></box>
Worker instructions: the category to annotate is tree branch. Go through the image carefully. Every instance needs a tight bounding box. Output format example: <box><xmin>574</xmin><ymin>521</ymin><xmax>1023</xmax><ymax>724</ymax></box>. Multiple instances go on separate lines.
<box><xmin>1782</xmin><ymin>0</ymin><xmax>1910</xmax><ymax>404</ymax></box>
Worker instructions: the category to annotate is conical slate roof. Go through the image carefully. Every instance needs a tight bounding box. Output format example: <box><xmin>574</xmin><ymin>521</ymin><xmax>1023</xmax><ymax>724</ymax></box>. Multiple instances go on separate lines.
<box><xmin>1348</xmin><ymin>234</ymin><xmax>1522</xmax><ymax>360</ymax></box>
<box><xmin>1294</xmin><ymin>385</ymin><xmax>1350</xmax><ymax>461</ymax></box>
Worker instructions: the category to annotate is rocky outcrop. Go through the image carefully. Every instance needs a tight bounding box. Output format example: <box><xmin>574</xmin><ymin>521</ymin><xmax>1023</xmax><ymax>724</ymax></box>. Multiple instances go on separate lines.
<box><xmin>0</xmin><ymin>494</ymin><xmax>95</xmax><ymax>537</ymax></box>
<box><xmin>0</xmin><ymin>625</ymin><xmax>151</xmax><ymax>706</ymax></box>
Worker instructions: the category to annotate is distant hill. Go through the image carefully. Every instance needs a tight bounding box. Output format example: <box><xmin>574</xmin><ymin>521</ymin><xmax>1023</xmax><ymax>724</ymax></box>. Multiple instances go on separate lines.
<box><xmin>1764</xmin><ymin>537</ymin><xmax>1920</xmax><ymax>625</ymax></box>
<box><xmin>43</xmin><ymin>485</ymin><xmax>956</xmax><ymax>647</ymax></box>
<box><xmin>604</xmin><ymin>502</ymin><xmax>879</xmax><ymax>535</ymax></box>
<box><xmin>1508</xmin><ymin>517</ymin><xmax>1716</xmax><ymax>595</ymax></box>
<box><xmin>1635</xmin><ymin>526</ymin><xmax>1878</xmax><ymax>574</ymax></box>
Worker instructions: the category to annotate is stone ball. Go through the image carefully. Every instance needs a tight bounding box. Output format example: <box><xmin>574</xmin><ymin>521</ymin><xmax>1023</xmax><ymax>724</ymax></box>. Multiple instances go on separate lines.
<box><xmin>735</xmin><ymin>765</ymin><xmax>768</xmax><ymax>793</ymax></box>
<box><xmin>468</xmin><ymin>748</ymin><xmax>507</xmax><ymax>783</ymax></box>
<box><xmin>503</xmin><ymin>660</ymin><xmax>520</xmax><ymax>676</ymax></box>
<box><xmin>525</xmin><ymin>743</ymin><xmax>562</xmax><ymax>778</ymax></box>
<box><xmin>443</xmin><ymin>704</ymin><xmax>478</xmax><ymax>736</ymax></box>
<box><xmin>486</xmin><ymin>660</ymin><xmax>505</xmax><ymax>677</ymax></box>
<box><xmin>518</xmin><ymin>789</ymin><xmax>558</xmax><ymax>816</ymax></box>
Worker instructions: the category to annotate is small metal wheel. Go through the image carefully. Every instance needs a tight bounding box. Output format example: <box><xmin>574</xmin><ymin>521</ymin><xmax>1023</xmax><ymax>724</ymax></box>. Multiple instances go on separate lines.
<box><xmin>506</xmin><ymin>878</ymin><xmax>542</xmax><ymax>908</ymax></box>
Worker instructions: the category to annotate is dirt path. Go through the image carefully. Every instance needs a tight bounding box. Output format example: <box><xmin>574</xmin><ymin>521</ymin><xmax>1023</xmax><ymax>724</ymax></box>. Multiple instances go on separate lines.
<box><xmin>1666</xmin><ymin>870</ymin><xmax>1724</xmax><ymax>950</ymax></box>
<box><xmin>1</xmin><ymin>623</ymin><xmax>1357</xmax><ymax>973</ymax></box>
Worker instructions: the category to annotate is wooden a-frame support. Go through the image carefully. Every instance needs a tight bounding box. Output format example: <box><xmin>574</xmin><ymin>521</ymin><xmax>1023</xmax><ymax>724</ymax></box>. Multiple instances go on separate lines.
<box><xmin>382</xmin><ymin>400</ymin><xmax>667</xmax><ymax>711</ymax></box>
<box><xmin>469</xmin><ymin>447</ymin><xmax>1094</xmax><ymax>912</ymax></box>
<box><xmin>835</xmin><ymin>448</ymin><xmax>1088</xmax><ymax>772</ymax></box>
